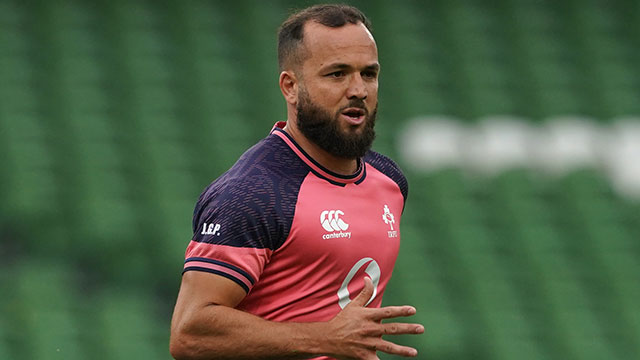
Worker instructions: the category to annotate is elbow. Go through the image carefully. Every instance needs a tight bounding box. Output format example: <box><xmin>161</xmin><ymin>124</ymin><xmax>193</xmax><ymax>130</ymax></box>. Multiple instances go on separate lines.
<box><xmin>169</xmin><ymin>331</ymin><xmax>190</xmax><ymax>360</ymax></box>
<box><xmin>170</xmin><ymin>326</ymin><xmax>201</xmax><ymax>360</ymax></box>
<box><xmin>170</xmin><ymin>324</ymin><xmax>223</xmax><ymax>360</ymax></box>
<box><xmin>170</xmin><ymin>303</ymin><xmax>229</xmax><ymax>359</ymax></box>
<box><xmin>170</xmin><ymin>306</ymin><xmax>201</xmax><ymax>360</ymax></box>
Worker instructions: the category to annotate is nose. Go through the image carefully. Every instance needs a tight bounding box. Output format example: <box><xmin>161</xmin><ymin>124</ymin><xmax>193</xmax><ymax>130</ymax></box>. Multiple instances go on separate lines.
<box><xmin>346</xmin><ymin>73</ymin><xmax>367</xmax><ymax>100</ymax></box>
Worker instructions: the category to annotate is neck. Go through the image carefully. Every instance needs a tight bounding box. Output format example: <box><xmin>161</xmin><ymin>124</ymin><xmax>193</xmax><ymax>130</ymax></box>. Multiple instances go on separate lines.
<box><xmin>283</xmin><ymin>121</ymin><xmax>359</xmax><ymax>175</ymax></box>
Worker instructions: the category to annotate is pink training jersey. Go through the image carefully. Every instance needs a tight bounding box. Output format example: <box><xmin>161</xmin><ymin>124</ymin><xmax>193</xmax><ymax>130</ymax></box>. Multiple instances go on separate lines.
<box><xmin>184</xmin><ymin>122</ymin><xmax>408</xmax><ymax>359</ymax></box>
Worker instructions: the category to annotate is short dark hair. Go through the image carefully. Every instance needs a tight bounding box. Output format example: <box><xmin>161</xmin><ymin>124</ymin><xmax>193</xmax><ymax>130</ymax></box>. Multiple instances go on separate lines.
<box><xmin>277</xmin><ymin>4</ymin><xmax>373</xmax><ymax>72</ymax></box>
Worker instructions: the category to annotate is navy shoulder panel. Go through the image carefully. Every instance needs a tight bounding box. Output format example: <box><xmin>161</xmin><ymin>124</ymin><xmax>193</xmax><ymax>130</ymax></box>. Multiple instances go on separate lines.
<box><xmin>364</xmin><ymin>150</ymin><xmax>409</xmax><ymax>203</ymax></box>
<box><xmin>192</xmin><ymin>134</ymin><xmax>309</xmax><ymax>251</ymax></box>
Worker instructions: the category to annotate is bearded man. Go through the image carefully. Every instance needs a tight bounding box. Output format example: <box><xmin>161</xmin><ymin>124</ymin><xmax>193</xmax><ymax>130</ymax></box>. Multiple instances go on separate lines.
<box><xmin>170</xmin><ymin>4</ymin><xmax>424</xmax><ymax>360</ymax></box>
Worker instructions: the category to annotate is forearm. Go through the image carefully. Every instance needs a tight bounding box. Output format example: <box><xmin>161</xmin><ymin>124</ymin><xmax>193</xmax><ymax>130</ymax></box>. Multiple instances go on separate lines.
<box><xmin>170</xmin><ymin>304</ymin><xmax>330</xmax><ymax>360</ymax></box>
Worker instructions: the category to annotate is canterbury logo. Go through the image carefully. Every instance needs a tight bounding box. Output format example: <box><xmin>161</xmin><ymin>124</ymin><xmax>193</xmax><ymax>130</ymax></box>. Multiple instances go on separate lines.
<box><xmin>320</xmin><ymin>210</ymin><xmax>349</xmax><ymax>232</ymax></box>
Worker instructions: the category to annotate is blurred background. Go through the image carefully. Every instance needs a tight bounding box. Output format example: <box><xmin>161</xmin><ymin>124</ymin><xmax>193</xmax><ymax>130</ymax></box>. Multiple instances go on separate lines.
<box><xmin>0</xmin><ymin>0</ymin><xmax>639</xmax><ymax>359</ymax></box>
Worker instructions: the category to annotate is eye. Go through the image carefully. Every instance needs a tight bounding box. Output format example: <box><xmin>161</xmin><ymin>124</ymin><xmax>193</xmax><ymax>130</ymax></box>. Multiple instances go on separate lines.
<box><xmin>327</xmin><ymin>71</ymin><xmax>345</xmax><ymax>78</ymax></box>
<box><xmin>362</xmin><ymin>71</ymin><xmax>378</xmax><ymax>79</ymax></box>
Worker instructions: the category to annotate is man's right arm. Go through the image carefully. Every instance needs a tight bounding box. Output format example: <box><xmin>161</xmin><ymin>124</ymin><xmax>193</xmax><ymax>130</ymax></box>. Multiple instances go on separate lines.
<box><xmin>169</xmin><ymin>272</ymin><xmax>424</xmax><ymax>360</ymax></box>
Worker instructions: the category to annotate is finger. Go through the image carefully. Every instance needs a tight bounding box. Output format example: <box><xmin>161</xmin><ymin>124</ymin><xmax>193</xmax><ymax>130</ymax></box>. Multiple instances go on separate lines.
<box><xmin>370</xmin><ymin>339</ymin><xmax>419</xmax><ymax>357</ymax></box>
<box><xmin>348</xmin><ymin>277</ymin><xmax>374</xmax><ymax>308</ymax></box>
<box><xmin>364</xmin><ymin>322</ymin><xmax>424</xmax><ymax>336</ymax></box>
<box><xmin>368</xmin><ymin>305</ymin><xmax>417</xmax><ymax>321</ymax></box>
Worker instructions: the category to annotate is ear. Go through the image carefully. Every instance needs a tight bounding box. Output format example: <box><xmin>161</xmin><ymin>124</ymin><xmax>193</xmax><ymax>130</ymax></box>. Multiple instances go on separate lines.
<box><xmin>279</xmin><ymin>70</ymin><xmax>298</xmax><ymax>106</ymax></box>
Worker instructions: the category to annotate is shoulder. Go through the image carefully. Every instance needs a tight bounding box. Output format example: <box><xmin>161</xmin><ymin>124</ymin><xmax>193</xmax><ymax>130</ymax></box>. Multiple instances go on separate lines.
<box><xmin>202</xmin><ymin>134</ymin><xmax>308</xmax><ymax>201</ymax></box>
<box><xmin>364</xmin><ymin>150</ymin><xmax>409</xmax><ymax>203</ymax></box>
<box><xmin>226</xmin><ymin>133</ymin><xmax>303</xmax><ymax>178</ymax></box>
<box><xmin>192</xmin><ymin>134</ymin><xmax>309</xmax><ymax>249</ymax></box>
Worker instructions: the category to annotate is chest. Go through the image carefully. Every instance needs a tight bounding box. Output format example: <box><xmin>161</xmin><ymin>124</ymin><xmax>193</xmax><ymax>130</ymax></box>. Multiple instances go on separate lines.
<box><xmin>278</xmin><ymin>171</ymin><xmax>403</xmax><ymax>266</ymax></box>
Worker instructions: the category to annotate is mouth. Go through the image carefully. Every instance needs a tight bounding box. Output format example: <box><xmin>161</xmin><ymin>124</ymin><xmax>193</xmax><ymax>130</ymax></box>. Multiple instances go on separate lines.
<box><xmin>340</xmin><ymin>107</ymin><xmax>366</xmax><ymax>125</ymax></box>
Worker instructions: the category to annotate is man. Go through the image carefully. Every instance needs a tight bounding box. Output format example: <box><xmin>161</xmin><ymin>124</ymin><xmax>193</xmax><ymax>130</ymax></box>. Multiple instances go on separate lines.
<box><xmin>170</xmin><ymin>4</ymin><xmax>424</xmax><ymax>360</ymax></box>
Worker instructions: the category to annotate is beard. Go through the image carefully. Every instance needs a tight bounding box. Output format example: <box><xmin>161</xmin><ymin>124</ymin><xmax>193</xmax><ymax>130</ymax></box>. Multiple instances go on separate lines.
<box><xmin>296</xmin><ymin>89</ymin><xmax>377</xmax><ymax>160</ymax></box>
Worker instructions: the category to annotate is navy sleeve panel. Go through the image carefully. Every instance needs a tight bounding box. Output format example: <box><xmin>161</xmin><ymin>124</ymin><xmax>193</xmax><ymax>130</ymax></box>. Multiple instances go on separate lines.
<box><xmin>192</xmin><ymin>135</ymin><xmax>309</xmax><ymax>251</ymax></box>
<box><xmin>364</xmin><ymin>151</ymin><xmax>409</xmax><ymax>204</ymax></box>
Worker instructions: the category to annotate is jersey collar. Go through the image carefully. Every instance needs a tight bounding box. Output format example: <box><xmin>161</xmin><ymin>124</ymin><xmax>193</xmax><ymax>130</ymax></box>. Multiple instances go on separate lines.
<box><xmin>270</xmin><ymin>122</ymin><xmax>366</xmax><ymax>186</ymax></box>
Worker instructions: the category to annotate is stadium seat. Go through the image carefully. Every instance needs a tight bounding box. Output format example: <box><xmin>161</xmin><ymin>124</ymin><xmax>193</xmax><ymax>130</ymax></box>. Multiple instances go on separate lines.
<box><xmin>7</xmin><ymin>261</ymin><xmax>86</xmax><ymax>360</ymax></box>
<box><xmin>97</xmin><ymin>288</ymin><xmax>169</xmax><ymax>360</ymax></box>
<box><xmin>0</xmin><ymin>328</ymin><xmax>11</xmax><ymax>360</ymax></box>
<box><xmin>2</xmin><ymin>1</ymin><xmax>640</xmax><ymax>359</ymax></box>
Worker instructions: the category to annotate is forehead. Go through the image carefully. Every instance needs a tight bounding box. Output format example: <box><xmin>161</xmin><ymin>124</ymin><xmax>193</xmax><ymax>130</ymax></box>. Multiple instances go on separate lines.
<box><xmin>301</xmin><ymin>21</ymin><xmax>378</xmax><ymax>67</ymax></box>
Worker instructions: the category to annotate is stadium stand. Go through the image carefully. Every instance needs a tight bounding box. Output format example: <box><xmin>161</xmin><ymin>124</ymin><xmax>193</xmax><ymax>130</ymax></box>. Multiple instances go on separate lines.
<box><xmin>0</xmin><ymin>0</ymin><xmax>639</xmax><ymax>359</ymax></box>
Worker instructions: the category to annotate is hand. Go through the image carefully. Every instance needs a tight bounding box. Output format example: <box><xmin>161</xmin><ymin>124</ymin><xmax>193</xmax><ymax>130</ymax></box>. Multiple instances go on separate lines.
<box><xmin>325</xmin><ymin>277</ymin><xmax>425</xmax><ymax>360</ymax></box>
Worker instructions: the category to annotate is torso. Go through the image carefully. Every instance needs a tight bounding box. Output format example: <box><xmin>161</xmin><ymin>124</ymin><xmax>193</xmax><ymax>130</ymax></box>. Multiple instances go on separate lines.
<box><xmin>185</xmin><ymin>121</ymin><xmax>408</xmax><ymax>327</ymax></box>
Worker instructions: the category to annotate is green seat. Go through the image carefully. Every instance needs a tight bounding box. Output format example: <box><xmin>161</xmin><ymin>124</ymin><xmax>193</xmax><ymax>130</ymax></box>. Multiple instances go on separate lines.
<box><xmin>386</xmin><ymin>223</ymin><xmax>467</xmax><ymax>360</ymax></box>
<box><xmin>2</xmin><ymin>135</ymin><xmax>59</xmax><ymax>232</ymax></box>
<box><xmin>554</xmin><ymin>308</ymin><xmax>619</xmax><ymax>360</ymax></box>
<box><xmin>97</xmin><ymin>289</ymin><xmax>169</xmax><ymax>360</ymax></box>
<box><xmin>0</xmin><ymin>328</ymin><xmax>11</xmax><ymax>360</ymax></box>
<box><xmin>11</xmin><ymin>261</ymin><xmax>85</xmax><ymax>360</ymax></box>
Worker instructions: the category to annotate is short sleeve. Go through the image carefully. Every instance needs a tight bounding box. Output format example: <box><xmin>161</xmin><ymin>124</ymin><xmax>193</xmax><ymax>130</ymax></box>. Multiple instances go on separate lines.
<box><xmin>184</xmin><ymin>177</ymin><xmax>286</xmax><ymax>293</ymax></box>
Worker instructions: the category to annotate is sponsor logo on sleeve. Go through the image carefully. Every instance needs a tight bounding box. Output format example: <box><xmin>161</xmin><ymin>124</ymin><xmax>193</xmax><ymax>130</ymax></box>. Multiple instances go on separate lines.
<box><xmin>200</xmin><ymin>222</ymin><xmax>221</xmax><ymax>236</ymax></box>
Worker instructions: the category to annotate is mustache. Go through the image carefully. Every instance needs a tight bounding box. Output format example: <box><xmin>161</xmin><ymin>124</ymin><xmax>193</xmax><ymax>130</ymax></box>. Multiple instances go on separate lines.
<box><xmin>338</xmin><ymin>99</ymin><xmax>369</xmax><ymax>115</ymax></box>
